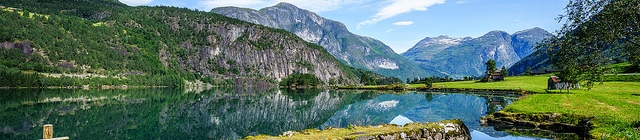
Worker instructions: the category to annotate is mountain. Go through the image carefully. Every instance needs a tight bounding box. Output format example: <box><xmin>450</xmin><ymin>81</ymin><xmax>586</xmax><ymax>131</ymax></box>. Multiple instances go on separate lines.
<box><xmin>511</xmin><ymin>28</ymin><xmax>552</xmax><ymax>58</ymax></box>
<box><xmin>507</xmin><ymin>47</ymin><xmax>551</xmax><ymax>75</ymax></box>
<box><xmin>0</xmin><ymin>0</ymin><xmax>371</xmax><ymax>86</ymax></box>
<box><xmin>508</xmin><ymin>44</ymin><xmax>629</xmax><ymax>75</ymax></box>
<box><xmin>212</xmin><ymin>2</ymin><xmax>435</xmax><ymax>80</ymax></box>
<box><xmin>402</xmin><ymin>28</ymin><xmax>551</xmax><ymax>78</ymax></box>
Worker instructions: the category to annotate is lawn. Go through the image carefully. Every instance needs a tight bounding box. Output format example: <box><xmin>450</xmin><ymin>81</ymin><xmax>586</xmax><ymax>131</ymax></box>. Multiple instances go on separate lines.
<box><xmin>415</xmin><ymin>75</ymin><xmax>640</xmax><ymax>139</ymax></box>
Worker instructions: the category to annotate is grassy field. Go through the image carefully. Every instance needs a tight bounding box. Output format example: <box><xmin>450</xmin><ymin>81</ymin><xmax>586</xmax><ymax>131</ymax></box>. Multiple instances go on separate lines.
<box><xmin>413</xmin><ymin>75</ymin><xmax>640</xmax><ymax>139</ymax></box>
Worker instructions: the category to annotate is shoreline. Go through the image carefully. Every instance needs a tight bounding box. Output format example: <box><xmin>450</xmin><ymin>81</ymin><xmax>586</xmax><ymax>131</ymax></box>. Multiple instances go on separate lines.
<box><xmin>3</xmin><ymin>80</ymin><xmax>637</xmax><ymax>139</ymax></box>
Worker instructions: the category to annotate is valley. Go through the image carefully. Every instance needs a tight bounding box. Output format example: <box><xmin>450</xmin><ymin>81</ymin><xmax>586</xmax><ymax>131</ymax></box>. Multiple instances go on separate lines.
<box><xmin>0</xmin><ymin>0</ymin><xmax>638</xmax><ymax>139</ymax></box>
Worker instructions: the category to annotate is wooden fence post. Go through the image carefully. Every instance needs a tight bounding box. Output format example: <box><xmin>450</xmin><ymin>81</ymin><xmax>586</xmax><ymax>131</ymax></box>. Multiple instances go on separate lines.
<box><xmin>43</xmin><ymin>124</ymin><xmax>53</xmax><ymax>139</ymax></box>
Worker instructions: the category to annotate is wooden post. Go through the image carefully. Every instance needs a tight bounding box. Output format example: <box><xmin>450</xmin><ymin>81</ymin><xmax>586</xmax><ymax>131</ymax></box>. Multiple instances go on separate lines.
<box><xmin>43</xmin><ymin>124</ymin><xmax>53</xmax><ymax>139</ymax></box>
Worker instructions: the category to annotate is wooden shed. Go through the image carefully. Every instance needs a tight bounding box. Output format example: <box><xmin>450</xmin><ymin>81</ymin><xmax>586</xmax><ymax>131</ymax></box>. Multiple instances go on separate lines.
<box><xmin>548</xmin><ymin>76</ymin><xmax>579</xmax><ymax>90</ymax></box>
<box><xmin>491</xmin><ymin>73</ymin><xmax>504</xmax><ymax>81</ymax></box>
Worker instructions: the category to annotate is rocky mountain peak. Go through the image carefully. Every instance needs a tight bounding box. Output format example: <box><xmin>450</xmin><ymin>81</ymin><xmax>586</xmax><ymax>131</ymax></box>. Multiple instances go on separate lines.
<box><xmin>402</xmin><ymin>28</ymin><xmax>551</xmax><ymax>78</ymax></box>
<box><xmin>212</xmin><ymin>2</ymin><xmax>434</xmax><ymax>80</ymax></box>
<box><xmin>483</xmin><ymin>30</ymin><xmax>510</xmax><ymax>37</ymax></box>
<box><xmin>274</xmin><ymin>2</ymin><xmax>298</xmax><ymax>9</ymax></box>
<box><xmin>512</xmin><ymin>27</ymin><xmax>552</xmax><ymax>39</ymax></box>
<box><xmin>511</xmin><ymin>27</ymin><xmax>552</xmax><ymax>59</ymax></box>
<box><xmin>514</xmin><ymin>27</ymin><xmax>546</xmax><ymax>34</ymax></box>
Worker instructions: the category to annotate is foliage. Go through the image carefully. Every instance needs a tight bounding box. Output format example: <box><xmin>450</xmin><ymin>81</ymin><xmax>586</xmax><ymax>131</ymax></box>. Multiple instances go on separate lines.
<box><xmin>407</xmin><ymin>76</ymin><xmax>454</xmax><ymax>85</ymax></box>
<box><xmin>524</xmin><ymin>66</ymin><xmax>533</xmax><ymax>76</ymax></box>
<box><xmin>481</xmin><ymin>59</ymin><xmax>497</xmax><ymax>82</ymax></box>
<box><xmin>537</xmin><ymin>0</ymin><xmax>640</xmax><ymax>89</ymax></box>
<box><xmin>424</xmin><ymin>78</ymin><xmax>433</xmax><ymax>88</ymax></box>
<box><xmin>0</xmin><ymin>0</ymin><xmax>367</xmax><ymax>87</ymax></box>
<box><xmin>279</xmin><ymin>73</ymin><xmax>322</xmax><ymax>87</ymax></box>
<box><xmin>485</xmin><ymin>59</ymin><xmax>497</xmax><ymax>74</ymax></box>
<box><xmin>350</xmin><ymin>68</ymin><xmax>402</xmax><ymax>85</ymax></box>
<box><xmin>500</xmin><ymin>66</ymin><xmax>508</xmax><ymax>77</ymax></box>
<box><xmin>0</xmin><ymin>66</ymin><xmax>41</xmax><ymax>87</ymax></box>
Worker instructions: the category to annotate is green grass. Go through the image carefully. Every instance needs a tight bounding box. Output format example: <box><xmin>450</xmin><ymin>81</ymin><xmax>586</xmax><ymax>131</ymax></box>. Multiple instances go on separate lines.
<box><xmin>409</xmin><ymin>74</ymin><xmax>553</xmax><ymax>93</ymax></box>
<box><xmin>607</xmin><ymin>62</ymin><xmax>640</xmax><ymax>73</ymax></box>
<box><xmin>418</xmin><ymin>75</ymin><xmax>640</xmax><ymax>139</ymax></box>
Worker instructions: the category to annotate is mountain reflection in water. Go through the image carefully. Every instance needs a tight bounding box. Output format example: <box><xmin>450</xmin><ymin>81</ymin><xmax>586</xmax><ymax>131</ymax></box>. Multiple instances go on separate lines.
<box><xmin>0</xmin><ymin>88</ymin><xmax>546</xmax><ymax>140</ymax></box>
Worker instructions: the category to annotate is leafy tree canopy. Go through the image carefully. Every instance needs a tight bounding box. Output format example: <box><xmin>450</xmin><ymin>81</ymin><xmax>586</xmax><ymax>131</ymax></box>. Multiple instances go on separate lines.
<box><xmin>537</xmin><ymin>0</ymin><xmax>640</xmax><ymax>89</ymax></box>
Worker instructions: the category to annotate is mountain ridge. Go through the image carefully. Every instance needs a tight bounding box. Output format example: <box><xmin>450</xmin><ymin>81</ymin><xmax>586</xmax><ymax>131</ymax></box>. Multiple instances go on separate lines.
<box><xmin>212</xmin><ymin>2</ymin><xmax>436</xmax><ymax>80</ymax></box>
<box><xmin>402</xmin><ymin>28</ymin><xmax>551</xmax><ymax>78</ymax></box>
<box><xmin>0</xmin><ymin>0</ymin><xmax>390</xmax><ymax>86</ymax></box>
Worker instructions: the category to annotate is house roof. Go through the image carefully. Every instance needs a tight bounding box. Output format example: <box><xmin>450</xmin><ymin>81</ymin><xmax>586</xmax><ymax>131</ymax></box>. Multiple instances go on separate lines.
<box><xmin>550</xmin><ymin>76</ymin><xmax>560</xmax><ymax>83</ymax></box>
<box><xmin>491</xmin><ymin>73</ymin><xmax>502</xmax><ymax>76</ymax></box>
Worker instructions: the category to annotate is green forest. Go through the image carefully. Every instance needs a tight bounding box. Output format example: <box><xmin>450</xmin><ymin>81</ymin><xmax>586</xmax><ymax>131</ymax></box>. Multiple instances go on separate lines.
<box><xmin>0</xmin><ymin>0</ymin><xmax>401</xmax><ymax>88</ymax></box>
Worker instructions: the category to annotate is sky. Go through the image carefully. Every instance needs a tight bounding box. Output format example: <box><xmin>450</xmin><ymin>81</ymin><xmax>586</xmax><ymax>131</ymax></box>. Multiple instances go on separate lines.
<box><xmin>118</xmin><ymin>0</ymin><xmax>569</xmax><ymax>54</ymax></box>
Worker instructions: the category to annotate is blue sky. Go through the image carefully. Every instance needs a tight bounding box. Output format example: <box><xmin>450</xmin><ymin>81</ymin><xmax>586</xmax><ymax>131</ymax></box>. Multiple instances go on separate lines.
<box><xmin>119</xmin><ymin>0</ymin><xmax>569</xmax><ymax>53</ymax></box>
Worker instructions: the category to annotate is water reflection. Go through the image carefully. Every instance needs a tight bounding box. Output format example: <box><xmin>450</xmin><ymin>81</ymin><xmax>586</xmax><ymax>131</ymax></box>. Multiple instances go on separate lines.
<box><xmin>0</xmin><ymin>89</ymin><xmax>546</xmax><ymax>139</ymax></box>
<box><xmin>320</xmin><ymin>92</ymin><xmax>547</xmax><ymax>140</ymax></box>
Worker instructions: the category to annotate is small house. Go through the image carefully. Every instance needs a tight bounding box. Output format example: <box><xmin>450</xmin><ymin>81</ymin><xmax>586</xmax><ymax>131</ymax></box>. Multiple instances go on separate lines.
<box><xmin>491</xmin><ymin>73</ymin><xmax>504</xmax><ymax>81</ymax></box>
<box><xmin>548</xmin><ymin>76</ymin><xmax>579</xmax><ymax>90</ymax></box>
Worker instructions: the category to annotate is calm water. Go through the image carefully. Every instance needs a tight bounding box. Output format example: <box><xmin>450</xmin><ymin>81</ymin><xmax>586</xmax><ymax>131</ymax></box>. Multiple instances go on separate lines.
<box><xmin>0</xmin><ymin>88</ymin><xmax>547</xmax><ymax>139</ymax></box>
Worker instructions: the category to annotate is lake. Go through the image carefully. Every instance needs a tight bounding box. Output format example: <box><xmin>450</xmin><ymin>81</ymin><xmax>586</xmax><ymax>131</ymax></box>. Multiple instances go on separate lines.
<box><xmin>0</xmin><ymin>88</ymin><xmax>548</xmax><ymax>139</ymax></box>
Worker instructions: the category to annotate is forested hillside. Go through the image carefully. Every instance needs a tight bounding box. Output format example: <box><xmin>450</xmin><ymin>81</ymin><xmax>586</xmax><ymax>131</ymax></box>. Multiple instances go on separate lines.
<box><xmin>0</xmin><ymin>0</ymin><xmax>398</xmax><ymax>87</ymax></box>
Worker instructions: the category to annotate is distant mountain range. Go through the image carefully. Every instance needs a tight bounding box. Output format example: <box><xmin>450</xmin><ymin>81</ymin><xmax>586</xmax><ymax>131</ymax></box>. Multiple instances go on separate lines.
<box><xmin>212</xmin><ymin>2</ymin><xmax>435</xmax><ymax>80</ymax></box>
<box><xmin>211</xmin><ymin>2</ymin><xmax>555</xmax><ymax>79</ymax></box>
<box><xmin>402</xmin><ymin>28</ymin><xmax>552</xmax><ymax>78</ymax></box>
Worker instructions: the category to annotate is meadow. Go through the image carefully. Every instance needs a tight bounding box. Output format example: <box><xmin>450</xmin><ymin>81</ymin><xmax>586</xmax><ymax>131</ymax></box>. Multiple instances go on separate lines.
<box><xmin>419</xmin><ymin>75</ymin><xmax>640</xmax><ymax>139</ymax></box>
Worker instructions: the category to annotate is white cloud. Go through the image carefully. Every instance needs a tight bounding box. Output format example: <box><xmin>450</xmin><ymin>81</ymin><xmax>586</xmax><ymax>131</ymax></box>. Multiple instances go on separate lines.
<box><xmin>514</xmin><ymin>19</ymin><xmax>520</xmax><ymax>22</ymax></box>
<box><xmin>119</xmin><ymin>0</ymin><xmax>154</xmax><ymax>6</ymax></box>
<box><xmin>357</xmin><ymin>0</ymin><xmax>445</xmax><ymax>29</ymax></box>
<box><xmin>385</xmin><ymin>29</ymin><xmax>396</xmax><ymax>33</ymax></box>
<box><xmin>456</xmin><ymin>1</ymin><xmax>466</xmax><ymax>4</ymax></box>
<box><xmin>199</xmin><ymin>0</ymin><xmax>369</xmax><ymax>12</ymax></box>
<box><xmin>392</xmin><ymin>21</ymin><xmax>414</xmax><ymax>26</ymax></box>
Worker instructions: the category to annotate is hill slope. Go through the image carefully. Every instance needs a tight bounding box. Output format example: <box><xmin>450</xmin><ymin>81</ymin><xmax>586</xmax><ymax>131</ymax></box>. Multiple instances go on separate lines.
<box><xmin>0</xmin><ymin>0</ymin><xmax>368</xmax><ymax>86</ymax></box>
<box><xmin>212</xmin><ymin>2</ymin><xmax>435</xmax><ymax>80</ymax></box>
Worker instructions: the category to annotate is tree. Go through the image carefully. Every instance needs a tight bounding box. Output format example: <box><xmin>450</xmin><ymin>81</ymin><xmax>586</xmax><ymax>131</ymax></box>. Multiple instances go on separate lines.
<box><xmin>483</xmin><ymin>59</ymin><xmax>497</xmax><ymax>82</ymax></box>
<box><xmin>525</xmin><ymin>66</ymin><xmax>532</xmax><ymax>76</ymax></box>
<box><xmin>537</xmin><ymin>0</ymin><xmax>640</xmax><ymax>89</ymax></box>
<box><xmin>500</xmin><ymin>66</ymin><xmax>508</xmax><ymax>77</ymax></box>
<box><xmin>485</xmin><ymin>59</ymin><xmax>497</xmax><ymax>74</ymax></box>
<box><xmin>425</xmin><ymin>78</ymin><xmax>433</xmax><ymax>88</ymax></box>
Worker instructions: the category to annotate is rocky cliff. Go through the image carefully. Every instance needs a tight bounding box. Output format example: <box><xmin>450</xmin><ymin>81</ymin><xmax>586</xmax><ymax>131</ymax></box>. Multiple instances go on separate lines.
<box><xmin>402</xmin><ymin>28</ymin><xmax>551</xmax><ymax>78</ymax></box>
<box><xmin>212</xmin><ymin>2</ymin><xmax>434</xmax><ymax>80</ymax></box>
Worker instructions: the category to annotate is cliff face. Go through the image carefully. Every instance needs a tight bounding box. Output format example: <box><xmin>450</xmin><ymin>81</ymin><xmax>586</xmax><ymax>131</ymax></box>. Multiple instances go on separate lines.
<box><xmin>166</xmin><ymin>19</ymin><xmax>356</xmax><ymax>84</ymax></box>
<box><xmin>212</xmin><ymin>2</ymin><xmax>434</xmax><ymax>80</ymax></box>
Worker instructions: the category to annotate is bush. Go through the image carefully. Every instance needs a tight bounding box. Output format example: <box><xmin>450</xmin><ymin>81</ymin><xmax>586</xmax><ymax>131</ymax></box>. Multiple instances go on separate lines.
<box><xmin>279</xmin><ymin>73</ymin><xmax>322</xmax><ymax>87</ymax></box>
